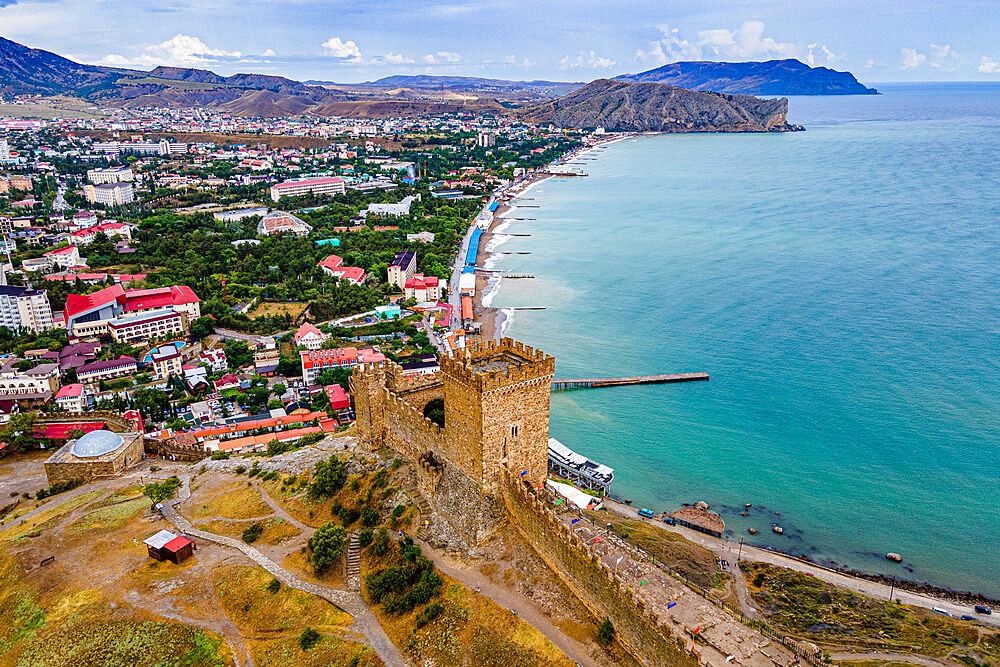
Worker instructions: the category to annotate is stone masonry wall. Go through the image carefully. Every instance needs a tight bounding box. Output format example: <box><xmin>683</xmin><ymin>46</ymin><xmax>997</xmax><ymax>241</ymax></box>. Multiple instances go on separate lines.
<box><xmin>502</xmin><ymin>476</ymin><xmax>700</xmax><ymax>667</ymax></box>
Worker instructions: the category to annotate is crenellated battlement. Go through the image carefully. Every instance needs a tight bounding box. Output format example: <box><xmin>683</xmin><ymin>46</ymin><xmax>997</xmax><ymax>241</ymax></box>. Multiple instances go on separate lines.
<box><xmin>352</xmin><ymin>338</ymin><xmax>553</xmax><ymax>544</ymax></box>
<box><xmin>501</xmin><ymin>473</ymin><xmax>700</xmax><ymax>667</ymax></box>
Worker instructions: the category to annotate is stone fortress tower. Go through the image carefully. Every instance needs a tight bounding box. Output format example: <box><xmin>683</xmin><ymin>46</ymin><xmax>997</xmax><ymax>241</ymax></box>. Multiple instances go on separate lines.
<box><xmin>351</xmin><ymin>338</ymin><xmax>555</xmax><ymax>547</ymax></box>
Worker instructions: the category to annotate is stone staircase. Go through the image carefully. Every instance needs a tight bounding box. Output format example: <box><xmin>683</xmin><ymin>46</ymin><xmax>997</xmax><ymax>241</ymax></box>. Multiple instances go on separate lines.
<box><xmin>401</xmin><ymin>472</ymin><xmax>433</xmax><ymax>540</ymax></box>
<box><xmin>346</xmin><ymin>530</ymin><xmax>361</xmax><ymax>591</ymax></box>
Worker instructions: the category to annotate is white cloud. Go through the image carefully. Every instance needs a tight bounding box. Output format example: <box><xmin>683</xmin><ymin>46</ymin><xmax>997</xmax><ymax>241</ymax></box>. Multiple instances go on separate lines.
<box><xmin>100</xmin><ymin>33</ymin><xmax>241</xmax><ymax>67</ymax></box>
<box><xmin>321</xmin><ymin>36</ymin><xmax>362</xmax><ymax>62</ymax></box>
<box><xmin>980</xmin><ymin>56</ymin><xmax>1000</xmax><ymax>73</ymax></box>
<box><xmin>900</xmin><ymin>47</ymin><xmax>927</xmax><ymax>69</ymax></box>
<box><xmin>559</xmin><ymin>50</ymin><xmax>616</xmax><ymax>70</ymax></box>
<box><xmin>504</xmin><ymin>55</ymin><xmax>535</xmax><ymax>68</ymax></box>
<box><xmin>383</xmin><ymin>52</ymin><xmax>414</xmax><ymax>64</ymax></box>
<box><xmin>698</xmin><ymin>21</ymin><xmax>798</xmax><ymax>60</ymax></box>
<box><xmin>805</xmin><ymin>43</ymin><xmax>836</xmax><ymax>67</ymax></box>
<box><xmin>262</xmin><ymin>48</ymin><xmax>276</xmax><ymax>57</ymax></box>
<box><xmin>635</xmin><ymin>25</ymin><xmax>701</xmax><ymax>65</ymax></box>
<box><xmin>422</xmin><ymin>51</ymin><xmax>461</xmax><ymax>64</ymax></box>
<box><xmin>635</xmin><ymin>22</ymin><xmax>831</xmax><ymax>68</ymax></box>
<box><xmin>928</xmin><ymin>43</ymin><xmax>959</xmax><ymax>70</ymax></box>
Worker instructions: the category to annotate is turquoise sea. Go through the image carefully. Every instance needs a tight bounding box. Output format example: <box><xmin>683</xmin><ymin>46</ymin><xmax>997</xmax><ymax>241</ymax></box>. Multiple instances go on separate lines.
<box><xmin>489</xmin><ymin>83</ymin><xmax>1000</xmax><ymax>597</ymax></box>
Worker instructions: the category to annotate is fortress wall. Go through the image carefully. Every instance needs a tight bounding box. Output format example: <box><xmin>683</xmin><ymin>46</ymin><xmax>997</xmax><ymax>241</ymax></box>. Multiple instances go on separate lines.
<box><xmin>502</xmin><ymin>476</ymin><xmax>700</xmax><ymax>667</ymax></box>
<box><xmin>381</xmin><ymin>388</ymin><xmax>445</xmax><ymax>461</ymax></box>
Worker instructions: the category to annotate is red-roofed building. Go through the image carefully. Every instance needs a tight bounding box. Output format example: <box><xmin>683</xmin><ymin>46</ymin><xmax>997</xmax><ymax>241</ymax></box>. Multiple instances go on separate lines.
<box><xmin>317</xmin><ymin>254</ymin><xmax>366</xmax><ymax>285</ymax></box>
<box><xmin>404</xmin><ymin>273</ymin><xmax>442</xmax><ymax>302</ymax></box>
<box><xmin>269</xmin><ymin>177</ymin><xmax>345</xmax><ymax>203</ymax></box>
<box><xmin>70</xmin><ymin>222</ymin><xmax>132</xmax><ymax>246</ymax></box>
<box><xmin>42</xmin><ymin>245</ymin><xmax>81</xmax><ymax>269</ymax></box>
<box><xmin>325</xmin><ymin>383</ymin><xmax>351</xmax><ymax>411</ymax></box>
<box><xmin>54</xmin><ymin>383</ymin><xmax>85</xmax><ymax>413</ymax></box>
<box><xmin>300</xmin><ymin>347</ymin><xmax>386</xmax><ymax>384</ymax></box>
<box><xmin>35</xmin><ymin>422</ymin><xmax>106</xmax><ymax>440</ymax></box>
<box><xmin>64</xmin><ymin>284</ymin><xmax>200</xmax><ymax>337</ymax></box>
<box><xmin>317</xmin><ymin>254</ymin><xmax>343</xmax><ymax>272</ymax></box>
<box><xmin>294</xmin><ymin>322</ymin><xmax>326</xmax><ymax>350</ymax></box>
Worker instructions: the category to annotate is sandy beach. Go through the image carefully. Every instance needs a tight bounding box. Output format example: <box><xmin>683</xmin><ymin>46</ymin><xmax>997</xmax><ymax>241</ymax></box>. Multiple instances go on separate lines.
<box><xmin>468</xmin><ymin>135</ymin><xmax>630</xmax><ymax>341</ymax></box>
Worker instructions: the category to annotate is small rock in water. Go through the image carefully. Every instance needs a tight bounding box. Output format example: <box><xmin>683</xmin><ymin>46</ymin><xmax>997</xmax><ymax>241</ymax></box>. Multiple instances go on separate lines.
<box><xmin>885</xmin><ymin>552</ymin><xmax>903</xmax><ymax>563</ymax></box>
<box><xmin>694</xmin><ymin>500</ymin><xmax>710</xmax><ymax>510</ymax></box>
<box><xmin>745</xmin><ymin>503</ymin><xmax>752</xmax><ymax>509</ymax></box>
<box><xmin>748</xmin><ymin>528</ymin><xmax>759</xmax><ymax>535</ymax></box>
<box><xmin>740</xmin><ymin>512</ymin><xmax>749</xmax><ymax>517</ymax></box>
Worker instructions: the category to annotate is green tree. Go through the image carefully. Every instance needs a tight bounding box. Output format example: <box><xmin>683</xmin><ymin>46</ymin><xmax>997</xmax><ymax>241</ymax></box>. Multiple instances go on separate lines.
<box><xmin>423</xmin><ymin>398</ymin><xmax>444</xmax><ymax>427</ymax></box>
<box><xmin>143</xmin><ymin>476</ymin><xmax>182</xmax><ymax>504</ymax></box>
<box><xmin>597</xmin><ymin>619</ymin><xmax>615</xmax><ymax>646</ymax></box>
<box><xmin>309</xmin><ymin>522</ymin><xmax>348</xmax><ymax>573</ymax></box>
<box><xmin>190</xmin><ymin>316</ymin><xmax>216</xmax><ymax>341</ymax></box>
<box><xmin>242</xmin><ymin>524</ymin><xmax>263</xmax><ymax>544</ymax></box>
<box><xmin>0</xmin><ymin>412</ymin><xmax>39</xmax><ymax>453</ymax></box>
<box><xmin>298</xmin><ymin>627</ymin><xmax>321</xmax><ymax>651</ymax></box>
<box><xmin>224</xmin><ymin>339</ymin><xmax>253</xmax><ymax>369</ymax></box>
<box><xmin>308</xmin><ymin>454</ymin><xmax>348</xmax><ymax>500</ymax></box>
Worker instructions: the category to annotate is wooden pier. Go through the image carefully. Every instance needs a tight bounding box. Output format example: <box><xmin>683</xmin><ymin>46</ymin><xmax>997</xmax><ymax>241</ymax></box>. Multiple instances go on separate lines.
<box><xmin>551</xmin><ymin>373</ymin><xmax>709</xmax><ymax>389</ymax></box>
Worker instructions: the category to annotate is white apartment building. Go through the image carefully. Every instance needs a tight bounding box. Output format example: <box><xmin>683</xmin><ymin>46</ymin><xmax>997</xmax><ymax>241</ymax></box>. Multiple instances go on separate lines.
<box><xmin>269</xmin><ymin>177</ymin><xmax>345</xmax><ymax>202</ymax></box>
<box><xmin>42</xmin><ymin>245</ymin><xmax>82</xmax><ymax>270</ymax></box>
<box><xmin>0</xmin><ymin>359</ymin><xmax>60</xmax><ymax>401</ymax></box>
<box><xmin>86</xmin><ymin>166</ymin><xmax>134</xmax><ymax>184</ymax></box>
<box><xmin>107</xmin><ymin>309</ymin><xmax>185</xmax><ymax>345</ymax></box>
<box><xmin>477</xmin><ymin>131</ymin><xmax>496</xmax><ymax>147</ymax></box>
<box><xmin>0</xmin><ymin>285</ymin><xmax>55</xmax><ymax>333</ymax></box>
<box><xmin>0</xmin><ymin>138</ymin><xmax>9</xmax><ymax>160</ymax></box>
<box><xmin>83</xmin><ymin>182</ymin><xmax>135</xmax><ymax>206</ymax></box>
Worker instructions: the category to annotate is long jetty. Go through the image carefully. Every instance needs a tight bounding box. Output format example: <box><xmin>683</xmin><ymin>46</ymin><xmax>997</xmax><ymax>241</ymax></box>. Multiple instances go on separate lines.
<box><xmin>551</xmin><ymin>373</ymin><xmax>709</xmax><ymax>389</ymax></box>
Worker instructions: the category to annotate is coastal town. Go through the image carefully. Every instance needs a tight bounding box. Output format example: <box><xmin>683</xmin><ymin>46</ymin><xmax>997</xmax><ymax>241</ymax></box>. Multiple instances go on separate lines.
<box><xmin>1</xmin><ymin>70</ymin><xmax>999</xmax><ymax>667</ymax></box>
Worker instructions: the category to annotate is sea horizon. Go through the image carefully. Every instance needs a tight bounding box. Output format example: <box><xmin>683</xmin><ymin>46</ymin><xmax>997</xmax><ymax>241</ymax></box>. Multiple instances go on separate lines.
<box><xmin>488</xmin><ymin>81</ymin><xmax>1000</xmax><ymax>598</ymax></box>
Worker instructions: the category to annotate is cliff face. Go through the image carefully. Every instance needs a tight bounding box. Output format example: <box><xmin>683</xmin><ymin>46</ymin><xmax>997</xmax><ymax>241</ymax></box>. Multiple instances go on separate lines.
<box><xmin>617</xmin><ymin>59</ymin><xmax>877</xmax><ymax>95</ymax></box>
<box><xmin>517</xmin><ymin>79</ymin><xmax>799</xmax><ymax>132</ymax></box>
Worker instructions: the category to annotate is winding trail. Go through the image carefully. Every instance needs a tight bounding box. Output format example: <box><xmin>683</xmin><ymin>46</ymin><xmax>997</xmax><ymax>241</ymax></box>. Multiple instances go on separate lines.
<box><xmin>162</xmin><ymin>476</ymin><xmax>406</xmax><ymax>667</ymax></box>
<box><xmin>411</xmin><ymin>535</ymin><xmax>600</xmax><ymax>666</ymax></box>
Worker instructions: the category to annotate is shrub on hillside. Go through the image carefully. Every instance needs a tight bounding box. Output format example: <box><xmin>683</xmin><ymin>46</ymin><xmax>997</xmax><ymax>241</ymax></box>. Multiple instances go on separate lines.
<box><xmin>299</xmin><ymin>627</ymin><xmax>320</xmax><ymax>650</ymax></box>
<box><xmin>309</xmin><ymin>522</ymin><xmax>348</xmax><ymax>573</ymax></box>
<box><xmin>308</xmin><ymin>454</ymin><xmax>347</xmax><ymax>500</ymax></box>
<box><xmin>242</xmin><ymin>524</ymin><xmax>263</xmax><ymax>544</ymax></box>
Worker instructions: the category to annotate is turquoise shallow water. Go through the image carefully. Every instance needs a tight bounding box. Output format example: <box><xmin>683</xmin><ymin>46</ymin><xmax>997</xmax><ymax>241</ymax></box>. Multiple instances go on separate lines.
<box><xmin>491</xmin><ymin>83</ymin><xmax>1000</xmax><ymax>596</ymax></box>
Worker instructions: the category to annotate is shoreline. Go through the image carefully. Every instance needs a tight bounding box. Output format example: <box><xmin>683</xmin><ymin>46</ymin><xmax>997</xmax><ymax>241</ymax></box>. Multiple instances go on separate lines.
<box><xmin>469</xmin><ymin>133</ymin><xmax>633</xmax><ymax>341</ymax></box>
<box><xmin>456</xmin><ymin>132</ymin><xmax>1000</xmax><ymax>605</ymax></box>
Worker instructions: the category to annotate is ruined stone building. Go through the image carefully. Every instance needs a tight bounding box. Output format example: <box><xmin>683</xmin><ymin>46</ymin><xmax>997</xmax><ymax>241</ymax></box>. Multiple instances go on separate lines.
<box><xmin>351</xmin><ymin>338</ymin><xmax>554</xmax><ymax>548</ymax></box>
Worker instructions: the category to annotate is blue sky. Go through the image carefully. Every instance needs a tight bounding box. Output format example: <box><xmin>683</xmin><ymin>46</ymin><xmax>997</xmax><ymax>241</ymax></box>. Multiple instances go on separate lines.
<box><xmin>3</xmin><ymin>0</ymin><xmax>999</xmax><ymax>83</ymax></box>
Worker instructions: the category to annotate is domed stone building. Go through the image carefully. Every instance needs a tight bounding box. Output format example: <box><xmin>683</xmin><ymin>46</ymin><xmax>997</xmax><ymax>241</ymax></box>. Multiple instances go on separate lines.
<box><xmin>44</xmin><ymin>429</ymin><xmax>144</xmax><ymax>486</ymax></box>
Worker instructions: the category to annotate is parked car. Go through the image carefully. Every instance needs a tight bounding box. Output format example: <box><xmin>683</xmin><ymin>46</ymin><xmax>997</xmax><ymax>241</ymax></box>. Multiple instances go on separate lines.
<box><xmin>637</xmin><ymin>508</ymin><xmax>655</xmax><ymax>519</ymax></box>
<box><xmin>662</xmin><ymin>516</ymin><xmax>676</xmax><ymax>525</ymax></box>
<box><xmin>974</xmin><ymin>605</ymin><xmax>992</xmax><ymax>615</ymax></box>
<box><xmin>960</xmin><ymin>615</ymin><xmax>976</xmax><ymax>621</ymax></box>
<box><xmin>932</xmin><ymin>607</ymin><xmax>952</xmax><ymax>617</ymax></box>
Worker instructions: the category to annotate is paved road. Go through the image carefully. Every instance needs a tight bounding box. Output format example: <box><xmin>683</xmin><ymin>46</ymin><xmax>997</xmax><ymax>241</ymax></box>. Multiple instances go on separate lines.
<box><xmin>162</xmin><ymin>476</ymin><xmax>407</xmax><ymax>666</ymax></box>
<box><xmin>603</xmin><ymin>498</ymin><xmax>999</xmax><ymax>629</ymax></box>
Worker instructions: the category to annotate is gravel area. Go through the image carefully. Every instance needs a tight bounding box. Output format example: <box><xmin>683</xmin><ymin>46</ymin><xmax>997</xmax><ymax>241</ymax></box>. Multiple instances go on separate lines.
<box><xmin>197</xmin><ymin>435</ymin><xmax>360</xmax><ymax>476</ymax></box>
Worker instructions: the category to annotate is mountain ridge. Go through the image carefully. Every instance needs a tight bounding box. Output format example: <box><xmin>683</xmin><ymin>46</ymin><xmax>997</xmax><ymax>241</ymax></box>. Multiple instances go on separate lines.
<box><xmin>616</xmin><ymin>58</ymin><xmax>877</xmax><ymax>95</ymax></box>
<box><xmin>518</xmin><ymin>79</ymin><xmax>800</xmax><ymax>132</ymax></box>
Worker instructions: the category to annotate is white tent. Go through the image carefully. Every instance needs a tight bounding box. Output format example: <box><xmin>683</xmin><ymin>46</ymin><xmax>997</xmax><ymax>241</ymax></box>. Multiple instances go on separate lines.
<box><xmin>546</xmin><ymin>479</ymin><xmax>603</xmax><ymax>511</ymax></box>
